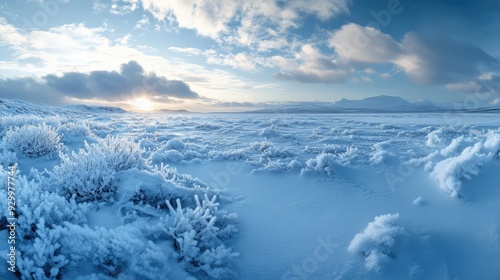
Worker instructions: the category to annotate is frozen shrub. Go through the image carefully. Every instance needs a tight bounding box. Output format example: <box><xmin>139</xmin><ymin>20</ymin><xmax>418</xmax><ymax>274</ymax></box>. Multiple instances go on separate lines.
<box><xmin>18</xmin><ymin>222</ymin><xmax>68</xmax><ymax>280</ymax></box>
<box><xmin>61</xmin><ymin>224</ymin><xmax>142</xmax><ymax>277</ymax></box>
<box><xmin>153</xmin><ymin>164</ymin><xmax>220</xmax><ymax>204</ymax></box>
<box><xmin>208</xmin><ymin>148</ymin><xmax>248</xmax><ymax>161</ymax></box>
<box><xmin>7</xmin><ymin>176</ymin><xmax>87</xmax><ymax>279</ymax></box>
<box><xmin>128</xmin><ymin>243</ymin><xmax>172</xmax><ymax>279</ymax></box>
<box><xmin>0</xmin><ymin>165</ymin><xmax>11</xmax><ymax>230</ymax></box>
<box><xmin>47</xmin><ymin>135</ymin><xmax>145</xmax><ymax>202</ymax></box>
<box><xmin>429</xmin><ymin>132</ymin><xmax>500</xmax><ymax>197</ymax></box>
<box><xmin>0</xmin><ymin>115</ymin><xmax>61</xmax><ymax>136</ymax></box>
<box><xmin>252</xmin><ymin>158</ymin><xmax>302</xmax><ymax>173</ymax></box>
<box><xmin>0</xmin><ymin>150</ymin><xmax>17</xmax><ymax>167</ymax></box>
<box><xmin>259</xmin><ymin>126</ymin><xmax>279</xmax><ymax>137</ymax></box>
<box><xmin>94</xmin><ymin>135</ymin><xmax>145</xmax><ymax>171</ymax></box>
<box><xmin>348</xmin><ymin>213</ymin><xmax>404</xmax><ymax>271</ymax></box>
<box><xmin>301</xmin><ymin>152</ymin><xmax>337</xmax><ymax>176</ymax></box>
<box><xmin>2</xmin><ymin>123</ymin><xmax>62</xmax><ymax>158</ymax></box>
<box><xmin>57</xmin><ymin>121</ymin><xmax>92</xmax><ymax>137</ymax></box>
<box><xmin>49</xmin><ymin>149</ymin><xmax>116</xmax><ymax>202</ymax></box>
<box><xmin>164</xmin><ymin>195</ymin><xmax>238</xmax><ymax>279</ymax></box>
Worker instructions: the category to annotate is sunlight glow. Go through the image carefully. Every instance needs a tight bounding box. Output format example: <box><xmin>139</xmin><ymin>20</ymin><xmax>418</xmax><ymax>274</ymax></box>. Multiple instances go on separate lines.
<box><xmin>133</xmin><ymin>97</ymin><xmax>155</xmax><ymax>111</ymax></box>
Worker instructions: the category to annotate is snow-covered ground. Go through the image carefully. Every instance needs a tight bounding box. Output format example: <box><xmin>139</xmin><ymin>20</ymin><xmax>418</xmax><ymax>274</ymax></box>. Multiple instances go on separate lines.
<box><xmin>1</xmin><ymin>100</ymin><xmax>500</xmax><ymax>279</ymax></box>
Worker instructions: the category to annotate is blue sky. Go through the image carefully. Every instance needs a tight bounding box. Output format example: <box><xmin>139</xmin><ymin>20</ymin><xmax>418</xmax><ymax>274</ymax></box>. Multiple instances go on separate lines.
<box><xmin>0</xmin><ymin>0</ymin><xmax>499</xmax><ymax>111</ymax></box>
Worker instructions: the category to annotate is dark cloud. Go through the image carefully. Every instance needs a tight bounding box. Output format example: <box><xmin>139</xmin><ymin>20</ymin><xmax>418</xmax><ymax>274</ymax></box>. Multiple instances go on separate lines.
<box><xmin>0</xmin><ymin>61</ymin><xmax>199</xmax><ymax>105</ymax></box>
<box><xmin>401</xmin><ymin>33</ymin><xmax>499</xmax><ymax>85</ymax></box>
<box><xmin>0</xmin><ymin>78</ymin><xmax>65</xmax><ymax>105</ymax></box>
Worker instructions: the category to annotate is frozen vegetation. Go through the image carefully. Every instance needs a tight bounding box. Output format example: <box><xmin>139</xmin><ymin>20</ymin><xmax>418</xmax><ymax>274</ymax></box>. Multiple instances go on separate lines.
<box><xmin>1</xmin><ymin>99</ymin><xmax>500</xmax><ymax>279</ymax></box>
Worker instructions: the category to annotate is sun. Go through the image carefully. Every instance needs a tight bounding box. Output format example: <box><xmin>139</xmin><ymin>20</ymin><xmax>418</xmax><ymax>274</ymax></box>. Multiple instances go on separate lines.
<box><xmin>133</xmin><ymin>97</ymin><xmax>155</xmax><ymax>111</ymax></box>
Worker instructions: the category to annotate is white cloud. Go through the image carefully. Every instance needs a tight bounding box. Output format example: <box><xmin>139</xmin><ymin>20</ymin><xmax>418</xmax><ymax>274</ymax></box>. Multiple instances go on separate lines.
<box><xmin>134</xmin><ymin>14</ymin><xmax>150</xmax><ymax>30</ymax></box>
<box><xmin>273</xmin><ymin>44</ymin><xmax>348</xmax><ymax>83</ymax></box>
<box><xmin>329</xmin><ymin>23</ymin><xmax>403</xmax><ymax>64</ymax></box>
<box><xmin>139</xmin><ymin>0</ymin><xmax>240</xmax><ymax>39</ymax></box>
<box><xmin>138</xmin><ymin>0</ymin><xmax>350</xmax><ymax>44</ymax></box>
<box><xmin>206</xmin><ymin>52</ymin><xmax>258</xmax><ymax>72</ymax></box>
<box><xmin>0</xmin><ymin>17</ymin><xmax>27</xmax><ymax>47</ymax></box>
<box><xmin>168</xmin><ymin>47</ymin><xmax>202</xmax><ymax>56</ymax></box>
<box><xmin>110</xmin><ymin>0</ymin><xmax>139</xmax><ymax>15</ymax></box>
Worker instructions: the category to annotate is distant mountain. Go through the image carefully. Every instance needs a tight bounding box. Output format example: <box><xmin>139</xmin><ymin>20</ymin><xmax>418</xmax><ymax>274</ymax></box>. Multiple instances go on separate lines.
<box><xmin>158</xmin><ymin>108</ymin><xmax>190</xmax><ymax>113</ymax></box>
<box><xmin>248</xmin><ymin>95</ymin><xmax>450</xmax><ymax>113</ymax></box>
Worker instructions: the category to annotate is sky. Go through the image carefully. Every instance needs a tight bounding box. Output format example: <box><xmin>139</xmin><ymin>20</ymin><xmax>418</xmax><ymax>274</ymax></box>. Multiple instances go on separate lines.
<box><xmin>0</xmin><ymin>0</ymin><xmax>499</xmax><ymax>112</ymax></box>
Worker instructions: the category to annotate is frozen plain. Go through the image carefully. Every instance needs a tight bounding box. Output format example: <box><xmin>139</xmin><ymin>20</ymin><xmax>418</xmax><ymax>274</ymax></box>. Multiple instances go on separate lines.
<box><xmin>1</xmin><ymin>101</ymin><xmax>500</xmax><ymax>279</ymax></box>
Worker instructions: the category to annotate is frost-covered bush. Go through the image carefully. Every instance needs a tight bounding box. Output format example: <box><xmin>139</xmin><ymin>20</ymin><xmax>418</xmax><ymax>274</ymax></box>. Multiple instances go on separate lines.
<box><xmin>208</xmin><ymin>148</ymin><xmax>248</xmax><ymax>161</ymax></box>
<box><xmin>259</xmin><ymin>126</ymin><xmax>279</xmax><ymax>137</ymax></box>
<box><xmin>6</xmin><ymin>176</ymin><xmax>88</xmax><ymax>279</ymax></box>
<box><xmin>61</xmin><ymin>224</ymin><xmax>142</xmax><ymax>277</ymax></box>
<box><xmin>0</xmin><ymin>165</ymin><xmax>10</xmax><ymax>229</ymax></box>
<box><xmin>252</xmin><ymin>158</ymin><xmax>302</xmax><ymax>173</ymax></box>
<box><xmin>250</xmin><ymin>141</ymin><xmax>294</xmax><ymax>159</ymax></box>
<box><xmin>57</xmin><ymin>121</ymin><xmax>92</xmax><ymax>137</ymax></box>
<box><xmin>348</xmin><ymin>213</ymin><xmax>404</xmax><ymax>271</ymax></box>
<box><xmin>2</xmin><ymin>123</ymin><xmax>62</xmax><ymax>158</ymax></box>
<box><xmin>18</xmin><ymin>222</ymin><xmax>68</xmax><ymax>279</ymax></box>
<box><xmin>47</xmin><ymin>135</ymin><xmax>145</xmax><ymax>202</ymax></box>
<box><xmin>164</xmin><ymin>195</ymin><xmax>238</xmax><ymax>279</ymax></box>
<box><xmin>301</xmin><ymin>152</ymin><xmax>337</xmax><ymax>176</ymax></box>
<box><xmin>431</xmin><ymin>142</ymin><xmax>487</xmax><ymax>197</ymax></box>
<box><xmin>0</xmin><ymin>150</ymin><xmax>17</xmax><ymax>167</ymax></box>
<box><xmin>0</xmin><ymin>115</ymin><xmax>62</xmax><ymax>136</ymax></box>
<box><xmin>117</xmin><ymin>164</ymin><xmax>220</xmax><ymax>217</ymax></box>
<box><xmin>417</xmin><ymin>132</ymin><xmax>500</xmax><ymax>197</ymax></box>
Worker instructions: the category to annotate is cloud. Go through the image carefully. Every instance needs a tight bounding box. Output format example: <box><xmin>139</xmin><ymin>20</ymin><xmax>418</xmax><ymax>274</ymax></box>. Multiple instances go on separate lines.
<box><xmin>139</xmin><ymin>0</ymin><xmax>240</xmax><ymax>39</ymax></box>
<box><xmin>206</xmin><ymin>52</ymin><xmax>259</xmax><ymax>72</ymax></box>
<box><xmin>0</xmin><ymin>61</ymin><xmax>199</xmax><ymax>105</ymax></box>
<box><xmin>0</xmin><ymin>77</ymin><xmax>65</xmax><ymax>105</ymax></box>
<box><xmin>0</xmin><ymin>19</ymin><xmax>274</xmax><ymax>99</ymax></box>
<box><xmin>329</xmin><ymin>23</ymin><xmax>403</xmax><ymax>64</ymax></box>
<box><xmin>445</xmin><ymin>72</ymin><xmax>500</xmax><ymax>94</ymax></box>
<box><xmin>445</xmin><ymin>81</ymin><xmax>484</xmax><ymax>93</ymax></box>
<box><xmin>396</xmin><ymin>33</ymin><xmax>498</xmax><ymax>85</ymax></box>
<box><xmin>329</xmin><ymin>23</ymin><xmax>498</xmax><ymax>85</ymax></box>
<box><xmin>134</xmin><ymin>14</ymin><xmax>150</xmax><ymax>30</ymax></box>
<box><xmin>273</xmin><ymin>44</ymin><xmax>348</xmax><ymax>83</ymax></box>
<box><xmin>138</xmin><ymin>0</ymin><xmax>350</xmax><ymax>45</ymax></box>
<box><xmin>168</xmin><ymin>47</ymin><xmax>202</xmax><ymax>56</ymax></box>
<box><xmin>110</xmin><ymin>0</ymin><xmax>139</xmax><ymax>15</ymax></box>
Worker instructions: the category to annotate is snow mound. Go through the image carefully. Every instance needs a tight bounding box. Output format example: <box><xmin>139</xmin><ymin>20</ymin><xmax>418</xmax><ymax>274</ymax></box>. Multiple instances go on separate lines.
<box><xmin>348</xmin><ymin>213</ymin><xmax>404</xmax><ymax>272</ymax></box>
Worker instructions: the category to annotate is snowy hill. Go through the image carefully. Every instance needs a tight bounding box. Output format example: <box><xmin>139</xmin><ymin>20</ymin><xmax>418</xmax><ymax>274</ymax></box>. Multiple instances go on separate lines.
<box><xmin>0</xmin><ymin>99</ymin><xmax>72</xmax><ymax>116</ymax></box>
<box><xmin>0</xmin><ymin>99</ymin><xmax>127</xmax><ymax>116</ymax></box>
<box><xmin>64</xmin><ymin>104</ymin><xmax>127</xmax><ymax>113</ymax></box>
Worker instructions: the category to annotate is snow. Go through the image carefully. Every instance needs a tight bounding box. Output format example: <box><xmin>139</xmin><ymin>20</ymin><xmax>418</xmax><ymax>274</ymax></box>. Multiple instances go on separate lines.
<box><xmin>1</xmin><ymin>98</ymin><xmax>500</xmax><ymax>279</ymax></box>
